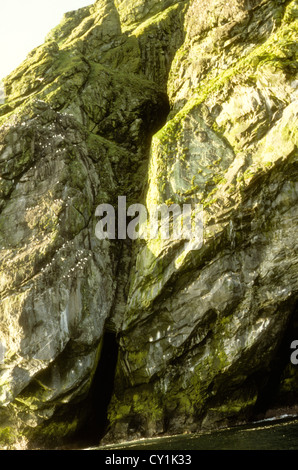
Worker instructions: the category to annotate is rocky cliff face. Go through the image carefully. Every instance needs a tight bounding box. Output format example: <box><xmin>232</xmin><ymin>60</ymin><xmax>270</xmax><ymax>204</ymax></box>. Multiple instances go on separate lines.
<box><xmin>0</xmin><ymin>0</ymin><xmax>297</xmax><ymax>449</ymax></box>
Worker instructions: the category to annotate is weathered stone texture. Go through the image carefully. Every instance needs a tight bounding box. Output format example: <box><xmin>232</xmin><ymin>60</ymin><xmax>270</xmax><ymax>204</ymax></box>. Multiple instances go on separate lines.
<box><xmin>0</xmin><ymin>0</ymin><xmax>297</xmax><ymax>449</ymax></box>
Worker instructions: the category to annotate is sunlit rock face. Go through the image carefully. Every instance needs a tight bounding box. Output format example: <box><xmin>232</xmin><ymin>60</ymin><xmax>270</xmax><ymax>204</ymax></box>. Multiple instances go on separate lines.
<box><xmin>0</xmin><ymin>0</ymin><xmax>297</xmax><ymax>449</ymax></box>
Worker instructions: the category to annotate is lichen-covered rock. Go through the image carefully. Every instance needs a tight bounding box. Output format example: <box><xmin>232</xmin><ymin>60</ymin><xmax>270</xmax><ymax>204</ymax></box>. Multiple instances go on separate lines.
<box><xmin>104</xmin><ymin>0</ymin><xmax>298</xmax><ymax>442</ymax></box>
<box><xmin>0</xmin><ymin>0</ymin><xmax>173</xmax><ymax>449</ymax></box>
<box><xmin>0</xmin><ymin>0</ymin><xmax>297</xmax><ymax>449</ymax></box>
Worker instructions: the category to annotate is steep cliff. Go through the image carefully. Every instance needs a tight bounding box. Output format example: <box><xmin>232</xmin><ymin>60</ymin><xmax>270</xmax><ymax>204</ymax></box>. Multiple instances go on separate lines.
<box><xmin>0</xmin><ymin>0</ymin><xmax>297</xmax><ymax>449</ymax></box>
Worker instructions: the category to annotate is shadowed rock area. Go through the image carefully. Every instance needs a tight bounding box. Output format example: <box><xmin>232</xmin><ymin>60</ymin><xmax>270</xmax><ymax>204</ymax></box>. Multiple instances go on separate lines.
<box><xmin>0</xmin><ymin>0</ymin><xmax>297</xmax><ymax>449</ymax></box>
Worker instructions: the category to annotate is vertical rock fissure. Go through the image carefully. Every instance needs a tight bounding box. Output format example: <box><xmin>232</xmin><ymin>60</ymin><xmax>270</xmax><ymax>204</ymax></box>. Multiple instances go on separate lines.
<box><xmin>67</xmin><ymin>87</ymin><xmax>172</xmax><ymax>447</ymax></box>
<box><xmin>253</xmin><ymin>301</ymin><xmax>298</xmax><ymax>418</ymax></box>
<box><xmin>85</xmin><ymin>96</ymin><xmax>172</xmax><ymax>445</ymax></box>
<box><xmin>74</xmin><ymin>331</ymin><xmax>119</xmax><ymax>447</ymax></box>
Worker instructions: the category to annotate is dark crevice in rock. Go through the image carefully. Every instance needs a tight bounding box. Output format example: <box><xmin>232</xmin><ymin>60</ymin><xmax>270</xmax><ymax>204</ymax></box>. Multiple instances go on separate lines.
<box><xmin>74</xmin><ymin>331</ymin><xmax>119</xmax><ymax>447</ymax></box>
<box><xmin>253</xmin><ymin>300</ymin><xmax>298</xmax><ymax>418</ymax></box>
<box><xmin>77</xmin><ymin>89</ymin><xmax>172</xmax><ymax>446</ymax></box>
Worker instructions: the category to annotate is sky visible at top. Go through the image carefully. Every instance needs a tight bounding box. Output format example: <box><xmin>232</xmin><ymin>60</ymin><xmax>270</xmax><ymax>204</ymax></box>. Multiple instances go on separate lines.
<box><xmin>0</xmin><ymin>0</ymin><xmax>94</xmax><ymax>80</ymax></box>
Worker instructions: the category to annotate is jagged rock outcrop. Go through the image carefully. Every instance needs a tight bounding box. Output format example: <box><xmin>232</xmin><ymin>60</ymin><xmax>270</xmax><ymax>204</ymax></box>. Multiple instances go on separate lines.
<box><xmin>0</xmin><ymin>0</ymin><xmax>297</xmax><ymax>449</ymax></box>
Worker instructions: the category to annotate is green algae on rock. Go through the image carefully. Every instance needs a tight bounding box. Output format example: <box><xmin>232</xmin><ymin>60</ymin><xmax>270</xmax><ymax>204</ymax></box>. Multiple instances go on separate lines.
<box><xmin>0</xmin><ymin>0</ymin><xmax>298</xmax><ymax>450</ymax></box>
